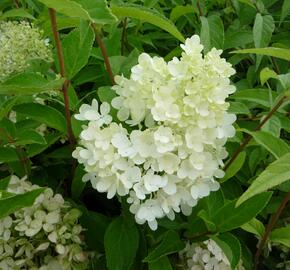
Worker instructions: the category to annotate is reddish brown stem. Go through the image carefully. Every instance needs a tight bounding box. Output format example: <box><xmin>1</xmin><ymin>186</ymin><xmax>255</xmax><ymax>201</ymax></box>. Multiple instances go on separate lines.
<box><xmin>92</xmin><ymin>24</ymin><xmax>115</xmax><ymax>85</ymax></box>
<box><xmin>13</xmin><ymin>0</ymin><xmax>19</xmax><ymax>8</ymax></box>
<box><xmin>254</xmin><ymin>191</ymin><xmax>290</xmax><ymax>268</ymax></box>
<box><xmin>48</xmin><ymin>9</ymin><xmax>76</xmax><ymax>148</ymax></box>
<box><xmin>224</xmin><ymin>96</ymin><xmax>287</xmax><ymax>171</ymax></box>
<box><xmin>197</xmin><ymin>0</ymin><xmax>203</xmax><ymax>16</ymax></box>
<box><xmin>185</xmin><ymin>230</ymin><xmax>211</xmax><ymax>240</ymax></box>
<box><xmin>0</xmin><ymin>128</ymin><xmax>30</xmax><ymax>177</ymax></box>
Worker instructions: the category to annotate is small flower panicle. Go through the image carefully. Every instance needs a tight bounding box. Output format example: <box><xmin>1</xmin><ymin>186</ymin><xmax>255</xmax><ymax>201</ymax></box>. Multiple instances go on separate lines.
<box><xmin>180</xmin><ymin>240</ymin><xmax>244</xmax><ymax>270</ymax></box>
<box><xmin>0</xmin><ymin>176</ymin><xmax>89</xmax><ymax>270</ymax></box>
<box><xmin>0</xmin><ymin>21</ymin><xmax>52</xmax><ymax>82</ymax></box>
<box><xmin>73</xmin><ymin>35</ymin><xmax>236</xmax><ymax>230</ymax></box>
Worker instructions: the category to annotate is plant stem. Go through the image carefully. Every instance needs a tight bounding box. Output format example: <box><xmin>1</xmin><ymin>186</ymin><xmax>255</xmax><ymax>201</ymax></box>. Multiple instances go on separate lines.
<box><xmin>271</xmin><ymin>57</ymin><xmax>280</xmax><ymax>74</ymax></box>
<box><xmin>48</xmin><ymin>8</ymin><xmax>76</xmax><ymax>148</ymax></box>
<box><xmin>121</xmin><ymin>17</ymin><xmax>127</xmax><ymax>56</ymax></box>
<box><xmin>91</xmin><ymin>23</ymin><xmax>115</xmax><ymax>85</ymax></box>
<box><xmin>13</xmin><ymin>0</ymin><xmax>19</xmax><ymax>8</ymax></box>
<box><xmin>224</xmin><ymin>95</ymin><xmax>287</xmax><ymax>171</ymax></box>
<box><xmin>185</xmin><ymin>230</ymin><xmax>211</xmax><ymax>240</ymax></box>
<box><xmin>0</xmin><ymin>128</ymin><xmax>30</xmax><ymax>177</ymax></box>
<box><xmin>254</xmin><ymin>191</ymin><xmax>290</xmax><ymax>268</ymax></box>
<box><xmin>197</xmin><ymin>0</ymin><xmax>203</xmax><ymax>16</ymax></box>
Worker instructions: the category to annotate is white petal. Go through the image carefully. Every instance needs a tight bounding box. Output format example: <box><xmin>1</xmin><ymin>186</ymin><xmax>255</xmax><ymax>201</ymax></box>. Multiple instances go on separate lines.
<box><xmin>100</xmin><ymin>102</ymin><xmax>110</xmax><ymax>115</ymax></box>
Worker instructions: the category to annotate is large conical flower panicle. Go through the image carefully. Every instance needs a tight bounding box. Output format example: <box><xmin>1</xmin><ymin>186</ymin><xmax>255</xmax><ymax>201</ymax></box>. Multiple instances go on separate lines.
<box><xmin>73</xmin><ymin>35</ymin><xmax>236</xmax><ymax>230</ymax></box>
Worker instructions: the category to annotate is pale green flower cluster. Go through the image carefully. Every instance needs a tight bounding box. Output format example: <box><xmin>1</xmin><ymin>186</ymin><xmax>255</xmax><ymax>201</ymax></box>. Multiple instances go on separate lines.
<box><xmin>0</xmin><ymin>21</ymin><xmax>52</xmax><ymax>82</ymax></box>
<box><xmin>0</xmin><ymin>176</ymin><xmax>88</xmax><ymax>270</ymax></box>
<box><xmin>73</xmin><ymin>35</ymin><xmax>236</xmax><ymax>230</ymax></box>
<box><xmin>180</xmin><ymin>240</ymin><xmax>244</xmax><ymax>270</ymax></box>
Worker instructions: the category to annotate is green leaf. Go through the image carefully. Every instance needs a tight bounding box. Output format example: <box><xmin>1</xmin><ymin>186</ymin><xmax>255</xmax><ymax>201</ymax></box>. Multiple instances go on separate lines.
<box><xmin>61</xmin><ymin>21</ymin><xmax>94</xmax><ymax>79</ymax></box>
<box><xmin>253</xmin><ymin>14</ymin><xmax>275</xmax><ymax>48</ymax></box>
<box><xmin>169</xmin><ymin>5</ymin><xmax>197</xmax><ymax>22</ymax></box>
<box><xmin>67</xmin><ymin>85</ymin><xmax>79</xmax><ymax>110</ymax></box>
<box><xmin>148</xmin><ymin>256</ymin><xmax>173</xmax><ymax>270</ymax></box>
<box><xmin>0</xmin><ymin>188</ymin><xmax>44</xmax><ymax>219</ymax></box>
<box><xmin>42</xmin><ymin>16</ymin><xmax>80</xmax><ymax>36</ymax></box>
<box><xmin>71</xmin><ymin>164</ymin><xmax>86</xmax><ymax>200</ymax></box>
<box><xmin>237</xmin><ymin>154</ymin><xmax>290</xmax><ymax>206</ymax></box>
<box><xmin>27</xmin><ymin>132</ymin><xmax>62</xmax><ymax>157</ymax></box>
<box><xmin>200</xmin><ymin>15</ymin><xmax>224</xmax><ymax>53</ymax></box>
<box><xmin>261</xmin><ymin>116</ymin><xmax>281</xmax><ymax>137</ymax></box>
<box><xmin>231</xmin><ymin>89</ymin><xmax>278</xmax><ymax>108</ymax></box>
<box><xmin>224</xmin><ymin>30</ymin><xmax>253</xmax><ymax>50</ymax></box>
<box><xmin>221</xmin><ymin>152</ymin><xmax>246</xmax><ymax>182</ymax></box>
<box><xmin>198</xmin><ymin>210</ymin><xmax>216</xmax><ymax>231</ymax></box>
<box><xmin>143</xmin><ymin>230</ymin><xmax>184</xmax><ymax>263</ymax></box>
<box><xmin>213</xmin><ymin>192</ymin><xmax>272</xmax><ymax>232</ymax></box>
<box><xmin>13</xmin><ymin>103</ymin><xmax>67</xmax><ymax>133</ymax></box>
<box><xmin>249</xmin><ymin>130</ymin><xmax>290</xmax><ymax>159</ymax></box>
<box><xmin>80</xmin><ymin>209</ymin><xmax>111</xmax><ymax>252</ymax></box>
<box><xmin>38</xmin><ymin>0</ymin><xmax>116</xmax><ymax>24</ymax></box>
<box><xmin>231</xmin><ymin>47</ymin><xmax>290</xmax><ymax>62</ymax></box>
<box><xmin>0</xmin><ymin>8</ymin><xmax>35</xmax><ymax>20</ymax></box>
<box><xmin>0</xmin><ymin>147</ymin><xmax>18</xmax><ymax>163</ymax></box>
<box><xmin>0</xmin><ymin>96</ymin><xmax>26</xmax><ymax>121</ymax></box>
<box><xmin>0</xmin><ymin>73</ymin><xmax>64</xmax><ymax>95</ymax></box>
<box><xmin>111</xmin><ymin>4</ymin><xmax>184</xmax><ymax>42</ymax></box>
<box><xmin>228</xmin><ymin>102</ymin><xmax>250</xmax><ymax>115</ymax></box>
<box><xmin>278</xmin><ymin>73</ymin><xmax>290</xmax><ymax>90</ymax></box>
<box><xmin>260</xmin><ymin>67</ymin><xmax>278</xmax><ymax>85</ymax></box>
<box><xmin>199</xmin><ymin>190</ymin><xmax>225</xmax><ymax>219</ymax></box>
<box><xmin>280</xmin><ymin>0</ymin><xmax>290</xmax><ymax>24</ymax></box>
<box><xmin>47</xmin><ymin>145</ymin><xmax>71</xmax><ymax>159</ymax></box>
<box><xmin>73</xmin><ymin>0</ymin><xmax>117</xmax><ymax>24</ymax></box>
<box><xmin>0</xmin><ymin>176</ymin><xmax>11</xmax><ymax>190</ymax></box>
<box><xmin>15</xmin><ymin>129</ymin><xmax>46</xmax><ymax>145</ymax></box>
<box><xmin>253</xmin><ymin>14</ymin><xmax>275</xmax><ymax>68</ymax></box>
<box><xmin>98</xmin><ymin>86</ymin><xmax>116</xmax><ymax>103</ymax></box>
<box><xmin>269</xmin><ymin>227</ymin><xmax>290</xmax><ymax>247</ymax></box>
<box><xmin>240</xmin><ymin>218</ymin><xmax>265</xmax><ymax>237</ymax></box>
<box><xmin>238</xmin><ymin>0</ymin><xmax>256</xmax><ymax>8</ymax></box>
<box><xmin>104</xmin><ymin>217</ymin><xmax>139</xmax><ymax>270</ymax></box>
<box><xmin>213</xmin><ymin>233</ymin><xmax>241</xmax><ymax>270</ymax></box>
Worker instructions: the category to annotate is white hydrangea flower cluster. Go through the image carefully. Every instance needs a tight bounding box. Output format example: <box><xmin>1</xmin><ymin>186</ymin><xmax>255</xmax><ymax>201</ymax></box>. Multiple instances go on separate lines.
<box><xmin>180</xmin><ymin>240</ymin><xmax>244</xmax><ymax>270</ymax></box>
<box><xmin>73</xmin><ymin>35</ymin><xmax>236</xmax><ymax>230</ymax></box>
<box><xmin>0</xmin><ymin>21</ymin><xmax>52</xmax><ymax>82</ymax></box>
<box><xmin>0</xmin><ymin>176</ymin><xmax>88</xmax><ymax>270</ymax></box>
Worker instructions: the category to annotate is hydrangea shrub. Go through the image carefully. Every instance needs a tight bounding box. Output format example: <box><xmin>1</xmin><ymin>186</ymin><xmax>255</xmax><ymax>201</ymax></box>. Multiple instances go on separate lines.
<box><xmin>0</xmin><ymin>21</ymin><xmax>52</xmax><ymax>82</ymax></box>
<box><xmin>0</xmin><ymin>1</ymin><xmax>290</xmax><ymax>269</ymax></box>
<box><xmin>73</xmin><ymin>35</ymin><xmax>236</xmax><ymax>230</ymax></box>
<box><xmin>0</xmin><ymin>176</ymin><xmax>89</xmax><ymax>270</ymax></box>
